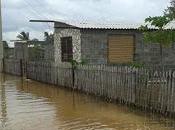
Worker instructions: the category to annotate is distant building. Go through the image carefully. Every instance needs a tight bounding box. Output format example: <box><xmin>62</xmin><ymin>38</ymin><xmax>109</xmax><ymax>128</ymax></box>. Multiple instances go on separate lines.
<box><xmin>4</xmin><ymin>47</ymin><xmax>14</xmax><ymax>59</ymax></box>
<box><xmin>14</xmin><ymin>41</ymin><xmax>54</xmax><ymax>61</ymax></box>
<box><xmin>3</xmin><ymin>41</ymin><xmax>14</xmax><ymax>59</ymax></box>
<box><xmin>14</xmin><ymin>42</ymin><xmax>28</xmax><ymax>60</ymax></box>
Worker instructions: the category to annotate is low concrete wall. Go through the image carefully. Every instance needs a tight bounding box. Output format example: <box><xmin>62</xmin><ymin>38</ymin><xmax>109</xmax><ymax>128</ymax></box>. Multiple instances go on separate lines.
<box><xmin>142</xmin><ymin>43</ymin><xmax>175</xmax><ymax>65</ymax></box>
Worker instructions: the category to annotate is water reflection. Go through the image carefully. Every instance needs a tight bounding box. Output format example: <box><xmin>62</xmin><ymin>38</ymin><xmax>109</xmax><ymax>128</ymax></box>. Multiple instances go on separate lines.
<box><xmin>0</xmin><ymin>73</ymin><xmax>175</xmax><ymax>130</ymax></box>
<box><xmin>0</xmin><ymin>74</ymin><xmax>8</xmax><ymax>128</ymax></box>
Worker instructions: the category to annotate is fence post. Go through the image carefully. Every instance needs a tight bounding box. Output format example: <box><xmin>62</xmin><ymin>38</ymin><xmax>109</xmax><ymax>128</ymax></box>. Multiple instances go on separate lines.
<box><xmin>20</xmin><ymin>59</ymin><xmax>23</xmax><ymax>77</ymax></box>
<box><xmin>72</xmin><ymin>63</ymin><xmax>75</xmax><ymax>88</ymax></box>
<box><xmin>134</xmin><ymin>68</ymin><xmax>137</xmax><ymax>105</ymax></box>
<box><xmin>26</xmin><ymin>61</ymin><xmax>28</xmax><ymax>79</ymax></box>
<box><xmin>2</xmin><ymin>58</ymin><xmax>5</xmax><ymax>73</ymax></box>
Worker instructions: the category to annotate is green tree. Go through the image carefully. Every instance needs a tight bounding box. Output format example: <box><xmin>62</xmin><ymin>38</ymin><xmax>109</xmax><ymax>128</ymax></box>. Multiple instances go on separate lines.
<box><xmin>32</xmin><ymin>38</ymin><xmax>39</xmax><ymax>41</ymax></box>
<box><xmin>17</xmin><ymin>31</ymin><xmax>30</xmax><ymax>41</ymax></box>
<box><xmin>140</xmin><ymin>16</ymin><xmax>175</xmax><ymax>66</ymax></box>
<box><xmin>3</xmin><ymin>41</ymin><xmax>9</xmax><ymax>49</ymax></box>
<box><xmin>17</xmin><ymin>31</ymin><xmax>39</xmax><ymax>41</ymax></box>
<box><xmin>44</xmin><ymin>32</ymin><xmax>54</xmax><ymax>44</ymax></box>
<box><xmin>165</xmin><ymin>0</ymin><xmax>175</xmax><ymax>20</ymax></box>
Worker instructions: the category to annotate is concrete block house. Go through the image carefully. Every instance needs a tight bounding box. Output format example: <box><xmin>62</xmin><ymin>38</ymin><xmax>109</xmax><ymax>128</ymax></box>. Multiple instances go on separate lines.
<box><xmin>54</xmin><ymin>21</ymin><xmax>145</xmax><ymax>65</ymax></box>
<box><xmin>33</xmin><ymin>20</ymin><xmax>174</xmax><ymax>66</ymax></box>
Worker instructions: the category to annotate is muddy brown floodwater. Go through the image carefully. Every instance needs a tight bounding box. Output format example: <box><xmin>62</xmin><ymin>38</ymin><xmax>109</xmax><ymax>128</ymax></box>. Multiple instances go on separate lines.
<box><xmin>0</xmin><ymin>74</ymin><xmax>175</xmax><ymax>130</ymax></box>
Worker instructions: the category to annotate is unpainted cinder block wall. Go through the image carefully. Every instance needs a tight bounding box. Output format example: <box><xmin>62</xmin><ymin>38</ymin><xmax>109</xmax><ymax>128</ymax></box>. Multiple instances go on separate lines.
<box><xmin>142</xmin><ymin>43</ymin><xmax>175</xmax><ymax>66</ymax></box>
<box><xmin>54</xmin><ymin>28</ymin><xmax>175</xmax><ymax>66</ymax></box>
<box><xmin>81</xmin><ymin>29</ymin><xmax>175</xmax><ymax>66</ymax></box>
<box><xmin>80</xmin><ymin>29</ymin><xmax>144</xmax><ymax>64</ymax></box>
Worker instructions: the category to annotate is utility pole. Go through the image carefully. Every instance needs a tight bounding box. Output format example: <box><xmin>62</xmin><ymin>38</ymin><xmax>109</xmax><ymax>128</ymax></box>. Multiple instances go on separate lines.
<box><xmin>0</xmin><ymin>0</ymin><xmax>3</xmax><ymax>72</ymax></box>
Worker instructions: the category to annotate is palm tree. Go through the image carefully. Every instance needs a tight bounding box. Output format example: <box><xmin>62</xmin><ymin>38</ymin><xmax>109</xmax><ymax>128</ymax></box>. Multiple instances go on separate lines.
<box><xmin>44</xmin><ymin>32</ymin><xmax>54</xmax><ymax>44</ymax></box>
<box><xmin>32</xmin><ymin>38</ymin><xmax>39</xmax><ymax>41</ymax></box>
<box><xmin>3</xmin><ymin>41</ymin><xmax>8</xmax><ymax>49</ymax></box>
<box><xmin>17</xmin><ymin>31</ymin><xmax>30</xmax><ymax>41</ymax></box>
<box><xmin>165</xmin><ymin>0</ymin><xmax>175</xmax><ymax>20</ymax></box>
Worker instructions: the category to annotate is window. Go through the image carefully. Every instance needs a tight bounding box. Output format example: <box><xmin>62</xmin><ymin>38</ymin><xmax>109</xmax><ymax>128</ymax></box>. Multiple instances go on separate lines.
<box><xmin>61</xmin><ymin>37</ymin><xmax>73</xmax><ymax>62</ymax></box>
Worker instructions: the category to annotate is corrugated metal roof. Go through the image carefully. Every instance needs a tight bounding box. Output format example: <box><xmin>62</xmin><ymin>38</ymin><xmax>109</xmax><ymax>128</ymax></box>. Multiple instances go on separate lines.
<box><xmin>69</xmin><ymin>22</ymin><xmax>143</xmax><ymax>29</ymax></box>
<box><xmin>54</xmin><ymin>20</ymin><xmax>161</xmax><ymax>30</ymax></box>
<box><xmin>30</xmin><ymin>19</ymin><xmax>175</xmax><ymax>30</ymax></box>
<box><xmin>55</xmin><ymin>21</ymin><xmax>145</xmax><ymax>29</ymax></box>
<box><xmin>72</xmin><ymin>22</ymin><xmax>175</xmax><ymax>30</ymax></box>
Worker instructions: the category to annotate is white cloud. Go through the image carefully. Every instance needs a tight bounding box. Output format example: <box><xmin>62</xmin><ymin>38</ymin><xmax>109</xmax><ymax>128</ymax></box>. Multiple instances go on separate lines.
<box><xmin>2</xmin><ymin>0</ymin><xmax>171</xmax><ymax>42</ymax></box>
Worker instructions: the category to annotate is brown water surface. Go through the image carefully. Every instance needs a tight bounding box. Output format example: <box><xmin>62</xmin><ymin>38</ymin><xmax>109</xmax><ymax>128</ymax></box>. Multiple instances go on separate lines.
<box><xmin>0</xmin><ymin>74</ymin><xmax>175</xmax><ymax>130</ymax></box>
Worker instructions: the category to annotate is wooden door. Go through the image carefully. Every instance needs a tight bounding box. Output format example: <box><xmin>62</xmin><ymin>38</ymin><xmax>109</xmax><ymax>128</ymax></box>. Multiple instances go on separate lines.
<box><xmin>108</xmin><ymin>35</ymin><xmax>134</xmax><ymax>64</ymax></box>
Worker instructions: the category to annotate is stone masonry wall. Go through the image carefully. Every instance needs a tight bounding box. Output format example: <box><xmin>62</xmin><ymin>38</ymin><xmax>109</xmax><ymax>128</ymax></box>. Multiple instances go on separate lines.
<box><xmin>54</xmin><ymin>28</ymin><xmax>81</xmax><ymax>65</ymax></box>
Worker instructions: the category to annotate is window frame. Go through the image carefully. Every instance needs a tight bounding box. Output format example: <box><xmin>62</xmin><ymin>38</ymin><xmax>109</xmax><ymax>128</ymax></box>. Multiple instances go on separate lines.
<box><xmin>61</xmin><ymin>36</ymin><xmax>73</xmax><ymax>62</ymax></box>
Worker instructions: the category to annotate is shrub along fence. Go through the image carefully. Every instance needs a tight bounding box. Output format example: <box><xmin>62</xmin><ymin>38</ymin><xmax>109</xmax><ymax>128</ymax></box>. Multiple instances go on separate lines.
<box><xmin>3</xmin><ymin>58</ymin><xmax>175</xmax><ymax>116</ymax></box>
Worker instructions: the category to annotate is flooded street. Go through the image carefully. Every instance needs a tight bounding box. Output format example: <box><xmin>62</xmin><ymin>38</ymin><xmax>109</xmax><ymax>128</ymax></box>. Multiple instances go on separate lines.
<box><xmin>0</xmin><ymin>74</ymin><xmax>175</xmax><ymax>130</ymax></box>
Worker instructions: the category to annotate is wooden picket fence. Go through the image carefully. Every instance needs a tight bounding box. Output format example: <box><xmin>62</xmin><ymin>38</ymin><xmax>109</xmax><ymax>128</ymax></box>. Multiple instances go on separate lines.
<box><xmin>74</xmin><ymin>65</ymin><xmax>175</xmax><ymax>114</ymax></box>
<box><xmin>3</xmin><ymin>59</ymin><xmax>175</xmax><ymax>116</ymax></box>
<box><xmin>3</xmin><ymin>58</ymin><xmax>22</xmax><ymax>76</ymax></box>
<box><xmin>26</xmin><ymin>61</ymin><xmax>73</xmax><ymax>87</ymax></box>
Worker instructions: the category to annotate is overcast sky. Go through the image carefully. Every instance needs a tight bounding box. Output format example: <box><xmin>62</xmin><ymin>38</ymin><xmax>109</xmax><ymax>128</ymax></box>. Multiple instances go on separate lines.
<box><xmin>2</xmin><ymin>0</ymin><xmax>171</xmax><ymax>43</ymax></box>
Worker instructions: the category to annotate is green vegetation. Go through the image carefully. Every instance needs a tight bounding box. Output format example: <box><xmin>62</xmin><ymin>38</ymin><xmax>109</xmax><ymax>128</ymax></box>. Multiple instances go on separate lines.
<box><xmin>3</xmin><ymin>41</ymin><xmax>9</xmax><ymax>49</ymax></box>
<box><xmin>17</xmin><ymin>31</ymin><xmax>39</xmax><ymax>41</ymax></box>
<box><xmin>165</xmin><ymin>0</ymin><xmax>175</xmax><ymax>20</ymax></box>
<box><xmin>130</xmin><ymin>62</ymin><xmax>144</xmax><ymax>68</ymax></box>
<box><xmin>17</xmin><ymin>31</ymin><xmax>30</xmax><ymax>41</ymax></box>
<box><xmin>71</xmin><ymin>59</ymin><xmax>88</xmax><ymax>69</ymax></box>
<box><xmin>140</xmin><ymin>0</ymin><xmax>175</xmax><ymax>66</ymax></box>
<box><xmin>44</xmin><ymin>32</ymin><xmax>54</xmax><ymax>44</ymax></box>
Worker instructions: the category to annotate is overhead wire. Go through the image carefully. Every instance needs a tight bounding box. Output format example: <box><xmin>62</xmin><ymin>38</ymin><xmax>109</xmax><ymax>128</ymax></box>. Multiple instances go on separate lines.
<box><xmin>20</xmin><ymin>0</ymin><xmax>55</xmax><ymax>47</ymax></box>
<box><xmin>21</xmin><ymin>0</ymin><xmax>102</xmax><ymax>57</ymax></box>
<box><xmin>23</xmin><ymin>0</ymin><xmax>53</xmax><ymax>29</ymax></box>
<box><xmin>33</xmin><ymin>0</ymin><xmax>90</xmax><ymax>24</ymax></box>
<box><xmin>32</xmin><ymin>0</ymin><xmax>58</xmax><ymax>29</ymax></box>
<box><xmin>23</xmin><ymin>1</ymin><xmax>54</xmax><ymax>52</ymax></box>
<box><xmin>23</xmin><ymin>0</ymin><xmax>49</xmax><ymax>20</ymax></box>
